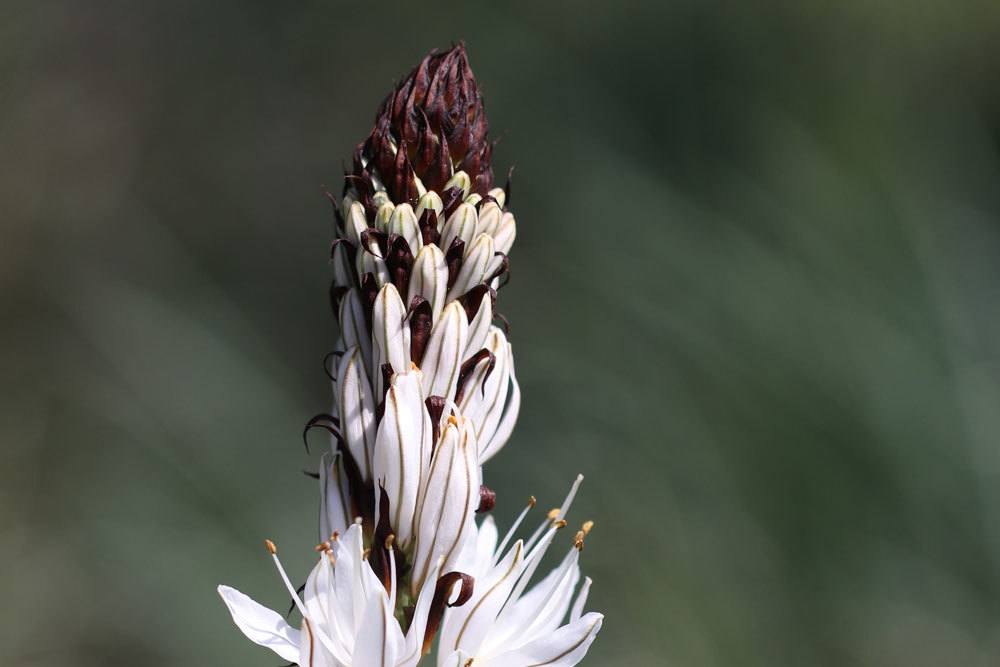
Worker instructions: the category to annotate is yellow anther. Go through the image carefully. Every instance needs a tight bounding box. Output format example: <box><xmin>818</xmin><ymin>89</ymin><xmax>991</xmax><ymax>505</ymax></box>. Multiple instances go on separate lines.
<box><xmin>384</xmin><ymin>534</ymin><xmax>396</xmax><ymax>550</ymax></box>
<box><xmin>448</xmin><ymin>415</ymin><xmax>460</xmax><ymax>427</ymax></box>
<box><xmin>362</xmin><ymin>547</ymin><xmax>371</xmax><ymax>560</ymax></box>
<box><xmin>574</xmin><ymin>530</ymin><xmax>585</xmax><ymax>551</ymax></box>
<box><xmin>528</xmin><ymin>495</ymin><xmax>537</xmax><ymax>508</ymax></box>
<box><xmin>264</xmin><ymin>539</ymin><xmax>277</xmax><ymax>555</ymax></box>
<box><xmin>547</xmin><ymin>508</ymin><xmax>560</xmax><ymax>521</ymax></box>
<box><xmin>581</xmin><ymin>520</ymin><xmax>594</xmax><ymax>536</ymax></box>
<box><xmin>554</xmin><ymin>519</ymin><xmax>568</xmax><ymax>530</ymax></box>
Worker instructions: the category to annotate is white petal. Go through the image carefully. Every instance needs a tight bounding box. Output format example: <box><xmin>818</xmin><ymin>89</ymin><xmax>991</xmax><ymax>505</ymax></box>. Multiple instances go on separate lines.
<box><xmin>485</xmin><ymin>548</ymin><xmax>581</xmax><ymax>653</ymax></box>
<box><xmin>339</xmin><ymin>289</ymin><xmax>372</xmax><ymax>373</ymax></box>
<box><xmin>352</xmin><ymin>593</ymin><xmax>401</xmax><ymax>667</ymax></box>
<box><xmin>440</xmin><ymin>202</ymin><xmax>478</xmax><ymax>254</ymax></box>
<box><xmin>411</xmin><ymin>418</ymin><xmax>479</xmax><ymax>594</ymax></box>
<box><xmin>371</xmin><ymin>283</ymin><xmax>411</xmax><ymax>396</ymax></box>
<box><xmin>570</xmin><ymin>577</ymin><xmax>592</xmax><ymax>623</ymax></box>
<box><xmin>473</xmin><ymin>515</ymin><xmax>499</xmax><ymax>577</ymax></box>
<box><xmin>337</xmin><ymin>346</ymin><xmax>377</xmax><ymax>480</ymax></box>
<box><xmin>408</xmin><ymin>244</ymin><xmax>448</xmax><ymax>322</ymax></box>
<box><xmin>319</xmin><ymin>452</ymin><xmax>352</xmax><ymax>543</ymax></box>
<box><xmin>483</xmin><ymin>612</ymin><xmax>603</xmax><ymax>667</ymax></box>
<box><xmin>298</xmin><ymin>618</ymin><xmax>335</xmax><ymax>667</ymax></box>
<box><xmin>447</xmin><ymin>233</ymin><xmax>494</xmax><ymax>303</ymax></box>
<box><xmin>373</xmin><ymin>371</ymin><xmax>429</xmax><ymax>546</ymax></box>
<box><xmin>400</xmin><ymin>556</ymin><xmax>443</xmax><ymax>667</ymax></box>
<box><xmin>419</xmin><ymin>301</ymin><xmax>468</xmax><ymax>401</ymax></box>
<box><xmin>217</xmin><ymin>585</ymin><xmax>301</xmax><ymax>664</ymax></box>
<box><xmin>437</xmin><ymin>540</ymin><xmax>526</xmax><ymax>657</ymax></box>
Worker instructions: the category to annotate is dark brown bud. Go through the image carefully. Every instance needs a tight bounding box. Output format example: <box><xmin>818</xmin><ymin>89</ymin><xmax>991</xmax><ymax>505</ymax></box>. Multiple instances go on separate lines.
<box><xmin>476</xmin><ymin>485</ymin><xmax>497</xmax><ymax>513</ymax></box>
<box><xmin>347</xmin><ymin>43</ymin><xmax>495</xmax><ymax>205</ymax></box>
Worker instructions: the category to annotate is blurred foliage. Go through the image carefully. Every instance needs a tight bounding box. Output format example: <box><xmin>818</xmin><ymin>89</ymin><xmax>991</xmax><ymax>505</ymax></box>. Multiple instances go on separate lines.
<box><xmin>3</xmin><ymin>0</ymin><xmax>1000</xmax><ymax>665</ymax></box>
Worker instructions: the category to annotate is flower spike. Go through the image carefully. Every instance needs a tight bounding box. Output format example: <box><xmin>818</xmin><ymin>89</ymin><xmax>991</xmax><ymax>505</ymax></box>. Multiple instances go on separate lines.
<box><xmin>218</xmin><ymin>43</ymin><xmax>601</xmax><ymax>667</ymax></box>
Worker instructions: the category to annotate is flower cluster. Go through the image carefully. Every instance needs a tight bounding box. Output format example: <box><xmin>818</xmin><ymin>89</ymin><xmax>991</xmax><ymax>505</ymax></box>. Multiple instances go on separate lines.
<box><xmin>219</xmin><ymin>43</ymin><xmax>602</xmax><ymax>666</ymax></box>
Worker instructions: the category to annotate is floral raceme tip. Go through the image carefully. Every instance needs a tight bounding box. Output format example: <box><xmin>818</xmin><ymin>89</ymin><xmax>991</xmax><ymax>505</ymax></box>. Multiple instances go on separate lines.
<box><xmin>218</xmin><ymin>42</ymin><xmax>603</xmax><ymax>666</ymax></box>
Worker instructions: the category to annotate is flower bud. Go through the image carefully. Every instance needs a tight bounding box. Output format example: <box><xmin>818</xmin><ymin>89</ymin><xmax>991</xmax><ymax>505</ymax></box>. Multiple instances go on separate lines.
<box><xmin>338</xmin><ymin>288</ymin><xmax>372</xmax><ymax>371</ymax></box>
<box><xmin>420</xmin><ymin>301</ymin><xmax>469</xmax><ymax>402</ymax></box>
<box><xmin>476</xmin><ymin>201</ymin><xmax>502</xmax><ymax>238</ymax></box>
<box><xmin>387</xmin><ymin>202</ymin><xmax>421</xmax><ymax>255</ymax></box>
<box><xmin>448</xmin><ymin>233</ymin><xmax>494</xmax><ymax>303</ymax></box>
<box><xmin>412</xmin><ymin>416</ymin><xmax>479</xmax><ymax>595</ymax></box>
<box><xmin>408</xmin><ymin>244</ymin><xmax>448</xmax><ymax>323</ymax></box>
<box><xmin>371</xmin><ymin>283</ymin><xmax>410</xmax><ymax>395</ymax></box>
<box><xmin>374</xmin><ymin>201</ymin><xmax>395</xmax><ymax>231</ymax></box>
<box><xmin>336</xmin><ymin>346</ymin><xmax>376</xmax><ymax>480</ymax></box>
<box><xmin>440</xmin><ymin>202</ymin><xmax>478</xmax><ymax>253</ymax></box>
<box><xmin>373</xmin><ymin>370</ymin><xmax>431</xmax><ymax>546</ymax></box>
<box><xmin>493</xmin><ymin>211</ymin><xmax>516</xmax><ymax>256</ymax></box>
<box><xmin>415</xmin><ymin>191</ymin><xmax>444</xmax><ymax>225</ymax></box>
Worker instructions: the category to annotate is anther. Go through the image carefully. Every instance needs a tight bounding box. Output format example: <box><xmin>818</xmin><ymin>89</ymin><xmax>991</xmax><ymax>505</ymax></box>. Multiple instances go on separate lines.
<box><xmin>574</xmin><ymin>530</ymin><xmax>585</xmax><ymax>551</ymax></box>
<box><xmin>554</xmin><ymin>519</ymin><xmax>567</xmax><ymax>529</ymax></box>
<box><xmin>315</xmin><ymin>541</ymin><xmax>331</xmax><ymax>553</ymax></box>
<box><xmin>547</xmin><ymin>508</ymin><xmax>560</xmax><ymax>521</ymax></box>
<box><xmin>264</xmin><ymin>539</ymin><xmax>277</xmax><ymax>555</ymax></box>
<box><xmin>362</xmin><ymin>547</ymin><xmax>371</xmax><ymax>560</ymax></box>
<box><xmin>582</xmin><ymin>520</ymin><xmax>594</xmax><ymax>536</ymax></box>
<box><xmin>448</xmin><ymin>415</ymin><xmax>460</xmax><ymax>427</ymax></box>
<box><xmin>528</xmin><ymin>495</ymin><xmax>537</xmax><ymax>507</ymax></box>
<box><xmin>384</xmin><ymin>534</ymin><xmax>396</xmax><ymax>550</ymax></box>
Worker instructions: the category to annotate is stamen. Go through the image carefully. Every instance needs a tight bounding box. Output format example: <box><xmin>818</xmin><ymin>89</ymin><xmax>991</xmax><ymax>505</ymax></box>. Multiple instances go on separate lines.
<box><xmin>574</xmin><ymin>530</ymin><xmax>585</xmax><ymax>551</ymax></box>
<box><xmin>525</xmin><ymin>475</ymin><xmax>583</xmax><ymax>552</ymax></box>
<box><xmin>264</xmin><ymin>539</ymin><xmax>349</xmax><ymax>664</ymax></box>
<box><xmin>493</xmin><ymin>495</ymin><xmax>537</xmax><ymax>565</ymax></box>
<box><xmin>581</xmin><ymin>520</ymin><xmax>594</xmax><ymax>536</ymax></box>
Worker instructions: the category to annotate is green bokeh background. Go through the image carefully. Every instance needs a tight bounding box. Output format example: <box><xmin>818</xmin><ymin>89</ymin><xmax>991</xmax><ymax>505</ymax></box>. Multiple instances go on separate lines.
<box><xmin>4</xmin><ymin>1</ymin><xmax>1000</xmax><ymax>665</ymax></box>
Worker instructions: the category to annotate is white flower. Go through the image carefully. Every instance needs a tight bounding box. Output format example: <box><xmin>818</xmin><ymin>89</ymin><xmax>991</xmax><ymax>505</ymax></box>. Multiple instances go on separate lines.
<box><xmin>437</xmin><ymin>476</ymin><xmax>602</xmax><ymax>667</ymax></box>
<box><xmin>219</xmin><ymin>523</ymin><xmax>443</xmax><ymax>667</ymax></box>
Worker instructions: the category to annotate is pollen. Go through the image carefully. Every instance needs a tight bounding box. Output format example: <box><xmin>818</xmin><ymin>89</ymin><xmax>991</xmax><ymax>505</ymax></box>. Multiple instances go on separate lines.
<box><xmin>547</xmin><ymin>507</ymin><xmax>561</xmax><ymax>521</ymax></box>
<box><xmin>264</xmin><ymin>539</ymin><xmax>277</xmax><ymax>555</ymax></box>
<box><xmin>581</xmin><ymin>520</ymin><xmax>594</xmax><ymax>536</ymax></box>
<box><xmin>448</xmin><ymin>415</ymin><xmax>460</xmax><ymax>427</ymax></box>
